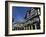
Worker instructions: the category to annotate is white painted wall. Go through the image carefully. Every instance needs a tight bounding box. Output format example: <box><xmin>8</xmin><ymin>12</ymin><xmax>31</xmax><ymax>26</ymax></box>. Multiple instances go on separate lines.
<box><xmin>0</xmin><ymin>0</ymin><xmax>46</xmax><ymax>37</ymax></box>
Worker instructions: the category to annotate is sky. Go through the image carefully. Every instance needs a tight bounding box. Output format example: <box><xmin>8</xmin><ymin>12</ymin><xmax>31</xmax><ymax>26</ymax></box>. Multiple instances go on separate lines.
<box><xmin>12</xmin><ymin>6</ymin><xmax>31</xmax><ymax>23</ymax></box>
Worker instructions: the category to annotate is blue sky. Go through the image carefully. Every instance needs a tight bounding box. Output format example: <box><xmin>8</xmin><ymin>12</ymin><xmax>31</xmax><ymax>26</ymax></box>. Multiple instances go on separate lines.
<box><xmin>12</xmin><ymin>6</ymin><xmax>31</xmax><ymax>23</ymax></box>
